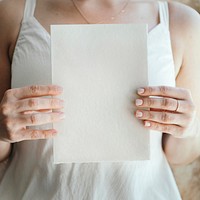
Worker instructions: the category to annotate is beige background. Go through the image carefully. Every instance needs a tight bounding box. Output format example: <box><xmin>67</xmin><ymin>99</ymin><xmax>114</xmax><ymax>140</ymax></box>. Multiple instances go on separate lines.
<box><xmin>169</xmin><ymin>1</ymin><xmax>200</xmax><ymax>200</ymax></box>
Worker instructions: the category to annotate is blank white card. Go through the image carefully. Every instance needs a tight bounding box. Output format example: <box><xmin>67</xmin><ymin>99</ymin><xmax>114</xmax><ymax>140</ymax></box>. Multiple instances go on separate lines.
<box><xmin>51</xmin><ymin>24</ymin><xmax>149</xmax><ymax>164</ymax></box>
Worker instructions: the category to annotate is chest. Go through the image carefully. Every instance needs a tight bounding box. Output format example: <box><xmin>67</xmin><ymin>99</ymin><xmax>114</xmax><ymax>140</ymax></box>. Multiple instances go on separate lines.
<box><xmin>34</xmin><ymin>1</ymin><xmax>160</xmax><ymax>32</ymax></box>
<box><xmin>34</xmin><ymin>0</ymin><xmax>182</xmax><ymax>77</ymax></box>
<box><xmin>11</xmin><ymin>22</ymin><xmax>176</xmax><ymax>92</ymax></box>
<box><xmin>10</xmin><ymin>0</ymin><xmax>182</xmax><ymax>79</ymax></box>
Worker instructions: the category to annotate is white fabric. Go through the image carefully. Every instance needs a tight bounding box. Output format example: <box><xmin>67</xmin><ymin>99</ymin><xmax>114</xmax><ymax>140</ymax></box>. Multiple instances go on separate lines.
<box><xmin>0</xmin><ymin>0</ymin><xmax>182</xmax><ymax>199</ymax></box>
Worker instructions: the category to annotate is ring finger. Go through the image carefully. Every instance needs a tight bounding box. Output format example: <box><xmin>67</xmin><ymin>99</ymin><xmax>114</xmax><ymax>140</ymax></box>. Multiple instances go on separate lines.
<box><xmin>135</xmin><ymin>97</ymin><xmax>188</xmax><ymax>113</ymax></box>
<box><xmin>135</xmin><ymin>109</ymin><xmax>188</xmax><ymax>126</ymax></box>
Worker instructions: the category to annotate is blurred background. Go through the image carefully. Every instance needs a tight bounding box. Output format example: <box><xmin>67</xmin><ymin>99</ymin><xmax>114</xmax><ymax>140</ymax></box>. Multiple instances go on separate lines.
<box><xmin>169</xmin><ymin>1</ymin><xmax>200</xmax><ymax>200</ymax></box>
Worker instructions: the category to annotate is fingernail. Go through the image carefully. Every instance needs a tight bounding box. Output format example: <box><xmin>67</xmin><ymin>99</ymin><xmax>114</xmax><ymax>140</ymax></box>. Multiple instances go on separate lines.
<box><xmin>52</xmin><ymin>130</ymin><xmax>58</xmax><ymax>134</ymax></box>
<box><xmin>136</xmin><ymin>99</ymin><xmax>143</xmax><ymax>106</ymax></box>
<box><xmin>136</xmin><ymin>111</ymin><xmax>143</xmax><ymax>118</ymax></box>
<box><xmin>137</xmin><ymin>88</ymin><xmax>145</xmax><ymax>94</ymax></box>
<box><xmin>145</xmin><ymin>121</ymin><xmax>151</xmax><ymax>127</ymax></box>
<box><xmin>59</xmin><ymin>113</ymin><xmax>66</xmax><ymax>119</ymax></box>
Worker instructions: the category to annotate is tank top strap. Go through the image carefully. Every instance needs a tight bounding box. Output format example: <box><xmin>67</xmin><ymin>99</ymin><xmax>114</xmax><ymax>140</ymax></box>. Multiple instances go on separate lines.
<box><xmin>158</xmin><ymin>1</ymin><xmax>169</xmax><ymax>30</ymax></box>
<box><xmin>23</xmin><ymin>0</ymin><xmax>36</xmax><ymax>21</ymax></box>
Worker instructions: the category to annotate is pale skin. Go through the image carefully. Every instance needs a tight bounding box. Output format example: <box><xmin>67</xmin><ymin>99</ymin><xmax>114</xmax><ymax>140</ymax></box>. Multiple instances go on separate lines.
<box><xmin>0</xmin><ymin>0</ymin><xmax>200</xmax><ymax>166</ymax></box>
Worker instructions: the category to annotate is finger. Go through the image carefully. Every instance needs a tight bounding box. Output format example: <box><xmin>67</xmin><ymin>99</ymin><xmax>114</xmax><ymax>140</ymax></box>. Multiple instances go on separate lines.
<box><xmin>10</xmin><ymin>85</ymin><xmax>63</xmax><ymax>100</ymax></box>
<box><xmin>135</xmin><ymin>97</ymin><xmax>190</xmax><ymax>113</ymax></box>
<box><xmin>143</xmin><ymin>120</ymin><xmax>184</xmax><ymax>138</ymax></box>
<box><xmin>15</xmin><ymin>97</ymin><xmax>64</xmax><ymax>113</ymax></box>
<box><xmin>135</xmin><ymin>110</ymin><xmax>189</xmax><ymax>126</ymax></box>
<box><xmin>19</xmin><ymin>112</ymin><xmax>65</xmax><ymax>126</ymax></box>
<box><xmin>13</xmin><ymin>128</ymin><xmax>58</xmax><ymax>142</ymax></box>
<box><xmin>22</xmin><ymin>109</ymin><xmax>53</xmax><ymax>114</ymax></box>
<box><xmin>135</xmin><ymin>97</ymin><xmax>177</xmax><ymax>111</ymax></box>
<box><xmin>137</xmin><ymin>86</ymin><xmax>191</xmax><ymax>100</ymax></box>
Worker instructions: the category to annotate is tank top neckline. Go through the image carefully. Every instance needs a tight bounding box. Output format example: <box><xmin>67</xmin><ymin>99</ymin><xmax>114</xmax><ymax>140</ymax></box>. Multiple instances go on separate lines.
<box><xmin>21</xmin><ymin>0</ymin><xmax>169</xmax><ymax>40</ymax></box>
<box><xmin>28</xmin><ymin>16</ymin><xmax>165</xmax><ymax>40</ymax></box>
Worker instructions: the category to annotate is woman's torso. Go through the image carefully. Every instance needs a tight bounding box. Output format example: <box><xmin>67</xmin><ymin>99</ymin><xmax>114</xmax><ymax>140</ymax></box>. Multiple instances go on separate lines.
<box><xmin>8</xmin><ymin>0</ymin><xmax>182</xmax><ymax>75</ymax></box>
<box><xmin>0</xmin><ymin>0</ymin><xmax>182</xmax><ymax>199</ymax></box>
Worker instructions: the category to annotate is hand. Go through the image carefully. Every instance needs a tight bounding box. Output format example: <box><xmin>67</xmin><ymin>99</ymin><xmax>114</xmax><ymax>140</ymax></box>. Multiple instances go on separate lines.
<box><xmin>134</xmin><ymin>86</ymin><xmax>197</xmax><ymax>138</ymax></box>
<box><xmin>0</xmin><ymin>85</ymin><xmax>65</xmax><ymax>143</ymax></box>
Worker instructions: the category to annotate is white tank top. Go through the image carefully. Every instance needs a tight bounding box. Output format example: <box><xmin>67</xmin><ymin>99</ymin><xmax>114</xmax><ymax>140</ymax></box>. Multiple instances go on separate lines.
<box><xmin>0</xmin><ymin>0</ymin><xmax>182</xmax><ymax>199</ymax></box>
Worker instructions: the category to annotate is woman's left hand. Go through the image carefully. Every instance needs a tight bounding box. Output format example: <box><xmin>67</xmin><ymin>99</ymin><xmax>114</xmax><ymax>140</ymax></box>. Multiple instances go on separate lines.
<box><xmin>135</xmin><ymin>86</ymin><xmax>197</xmax><ymax>138</ymax></box>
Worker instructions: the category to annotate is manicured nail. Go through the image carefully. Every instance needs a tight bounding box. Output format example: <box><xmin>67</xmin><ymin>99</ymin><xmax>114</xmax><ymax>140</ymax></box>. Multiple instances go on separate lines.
<box><xmin>59</xmin><ymin>113</ymin><xmax>66</xmax><ymax>119</ymax></box>
<box><xmin>52</xmin><ymin>129</ymin><xmax>58</xmax><ymax>134</ymax></box>
<box><xmin>136</xmin><ymin>111</ymin><xmax>143</xmax><ymax>118</ymax></box>
<box><xmin>136</xmin><ymin>99</ymin><xmax>143</xmax><ymax>106</ymax></box>
<box><xmin>137</xmin><ymin>88</ymin><xmax>145</xmax><ymax>94</ymax></box>
<box><xmin>145</xmin><ymin>121</ymin><xmax>151</xmax><ymax>127</ymax></box>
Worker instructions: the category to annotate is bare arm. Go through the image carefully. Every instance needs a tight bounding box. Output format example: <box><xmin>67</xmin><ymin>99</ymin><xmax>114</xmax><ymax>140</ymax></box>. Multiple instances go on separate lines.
<box><xmin>134</xmin><ymin>2</ymin><xmax>200</xmax><ymax>166</ymax></box>
<box><xmin>0</xmin><ymin>1</ymin><xmax>15</xmax><ymax>162</ymax></box>
<box><xmin>162</xmin><ymin>2</ymin><xmax>200</xmax><ymax>166</ymax></box>
<box><xmin>0</xmin><ymin>0</ymin><xmax>64</xmax><ymax>163</ymax></box>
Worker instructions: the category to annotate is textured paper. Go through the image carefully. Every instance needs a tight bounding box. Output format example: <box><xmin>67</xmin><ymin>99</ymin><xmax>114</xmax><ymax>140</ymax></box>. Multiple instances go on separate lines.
<box><xmin>51</xmin><ymin>24</ymin><xmax>149</xmax><ymax>164</ymax></box>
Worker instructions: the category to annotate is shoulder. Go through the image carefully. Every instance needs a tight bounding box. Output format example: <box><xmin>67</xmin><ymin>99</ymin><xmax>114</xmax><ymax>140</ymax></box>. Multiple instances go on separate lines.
<box><xmin>0</xmin><ymin>0</ymin><xmax>24</xmax><ymax>26</ymax></box>
<box><xmin>0</xmin><ymin>0</ymin><xmax>25</xmax><ymax>44</ymax></box>
<box><xmin>0</xmin><ymin>0</ymin><xmax>25</xmax><ymax>17</ymax></box>
<box><xmin>0</xmin><ymin>0</ymin><xmax>25</xmax><ymax>60</ymax></box>
<box><xmin>166</xmin><ymin>1</ymin><xmax>200</xmax><ymax>74</ymax></box>
<box><xmin>168</xmin><ymin>1</ymin><xmax>200</xmax><ymax>48</ymax></box>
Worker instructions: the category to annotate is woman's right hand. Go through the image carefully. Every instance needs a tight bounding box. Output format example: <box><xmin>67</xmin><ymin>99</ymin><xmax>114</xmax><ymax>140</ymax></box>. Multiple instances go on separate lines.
<box><xmin>0</xmin><ymin>85</ymin><xmax>65</xmax><ymax>143</ymax></box>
